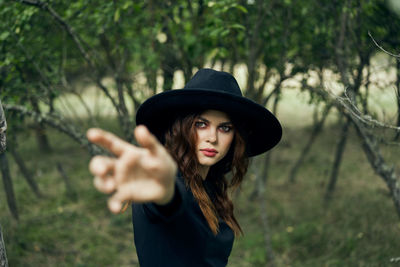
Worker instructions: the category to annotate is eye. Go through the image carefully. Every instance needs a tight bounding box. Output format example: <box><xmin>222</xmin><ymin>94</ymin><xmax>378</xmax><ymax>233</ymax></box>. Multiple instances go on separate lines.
<box><xmin>219</xmin><ymin>125</ymin><xmax>232</xmax><ymax>133</ymax></box>
<box><xmin>195</xmin><ymin>121</ymin><xmax>207</xmax><ymax>128</ymax></box>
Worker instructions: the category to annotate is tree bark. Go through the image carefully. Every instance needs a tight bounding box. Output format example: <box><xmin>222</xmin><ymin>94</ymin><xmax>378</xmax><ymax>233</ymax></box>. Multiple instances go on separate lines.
<box><xmin>0</xmin><ymin>224</ymin><xmax>8</xmax><ymax>267</ymax></box>
<box><xmin>0</xmin><ymin>102</ymin><xmax>5</xmax><ymax>154</ymax></box>
<box><xmin>0</xmin><ymin>103</ymin><xmax>9</xmax><ymax>266</ymax></box>
<box><xmin>0</xmin><ymin>153</ymin><xmax>18</xmax><ymax>220</ymax></box>
<box><xmin>351</xmin><ymin>118</ymin><xmax>400</xmax><ymax>218</ymax></box>
<box><xmin>394</xmin><ymin>60</ymin><xmax>400</xmax><ymax>140</ymax></box>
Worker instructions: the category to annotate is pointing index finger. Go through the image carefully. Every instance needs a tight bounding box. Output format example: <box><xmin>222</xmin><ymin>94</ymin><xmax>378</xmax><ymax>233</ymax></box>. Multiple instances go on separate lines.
<box><xmin>134</xmin><ymin>125</ymin><xmax>161</xmax><ymax>154</ymax></box>
<box><xmin>87</xmin><ymin>128</ymin><xmax>129</xmax><ymax>157</ymax></box>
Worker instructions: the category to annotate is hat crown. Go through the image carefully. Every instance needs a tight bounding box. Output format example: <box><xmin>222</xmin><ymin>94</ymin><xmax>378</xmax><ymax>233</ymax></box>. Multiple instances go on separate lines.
<box><xmin>184</xmin><ymin>69</ymin><xmax>243</xmax><ymax>96</ymax></box>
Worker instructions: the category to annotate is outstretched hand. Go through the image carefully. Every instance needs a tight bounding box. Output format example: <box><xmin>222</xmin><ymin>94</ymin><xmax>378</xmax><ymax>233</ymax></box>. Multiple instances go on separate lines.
<box><xmin>87</xmin><ymin>125</ymin><xmax>177</xmax><ymax>213</ymax></box>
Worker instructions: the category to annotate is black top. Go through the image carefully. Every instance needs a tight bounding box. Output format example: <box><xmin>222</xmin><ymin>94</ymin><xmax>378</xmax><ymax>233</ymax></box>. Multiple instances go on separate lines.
<box><xmin>131</xmin><ymin>173</ymin><xmax>234</xmax><ymax>267</ymax></box>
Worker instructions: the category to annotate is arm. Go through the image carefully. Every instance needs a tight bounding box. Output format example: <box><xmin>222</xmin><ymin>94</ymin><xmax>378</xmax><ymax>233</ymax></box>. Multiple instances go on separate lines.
<box><xmin>87</xmin><ymin>125</ymin><xmax>177</xmax><ymax>213</ymax></box>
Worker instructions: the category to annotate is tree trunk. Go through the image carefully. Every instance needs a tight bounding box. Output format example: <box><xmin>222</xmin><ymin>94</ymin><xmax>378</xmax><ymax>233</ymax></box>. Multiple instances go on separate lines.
<box><xmin>248</xmin><ymin>91</ymin><xmax>280</xmax><ymax>266</ymax></box>
<box><xmin>0</xmin><ymin>224</ymin><xmax>8</xmax><ymax>267</ymax></box>
<box><xmin>249</xmin><ymin>153</ymin><xmax>272</xmax><ymax>200</ymax></box>
<box><xmin>259</xmin><ymin>195</ymin><xmax>276</xmax><ymax>267</ymax></box>
<box><xmin>361</xmin><ymin>62</ymin><xmax>371</xmax><ymax>114</ymax></box>
<box><xmin>56</xmin><ymin>162</ymin><xmax>77</xmax><ymax>201</ymax></box>
<box><xmin>324</xmin><ymin>117</ymin><xmax>351</xmax><ymax>201</ymax></box>
<box><xmin>350</xmin><ymin>117</ymin><xmax>400</xmax><ymax>219</ymax></box>
<box><xmin>289</xmin><ymin>104</ymin><xmax>332</xmax><ymax>183</ymax></box>
<box><xmin>9</xmin><ymin>146</ymin><xmax>42</xmax><ymax>198</ymax></box>
<box><xmin>0</xmin><ymin>153</ymin><xmax>18</xmax><ymax>220</ymax></box>
<box><xmin>248</xmin><ymin>153</ymin><xmax>276</xmax><ymax>267</ymax></box>
<box><xmin>0</xmin><ymin>102</ymin><xmax>5</xmax><ymax>154</ymax></box>
<box><xmin>394</xmin><ymin>60</ymin><xmax>400</xmax><ymax>140</ymax></box>
<box><xmin>162</xmin><ymin>66</ymin><xmax>174</xmax><ymax>92</ymax></box>
<box><xmin>30</xmin><ymin>97</ymin><xmax>51</xmax><ymax>153</ymax></box>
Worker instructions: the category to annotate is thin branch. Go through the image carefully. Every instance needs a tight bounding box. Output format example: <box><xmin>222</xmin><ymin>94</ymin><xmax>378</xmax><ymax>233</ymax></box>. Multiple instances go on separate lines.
<box><xmin>368</xmin><ymin>31</ymin><xmax>400</xmax><ymax>59</ymax></box>
<box><xmin>13</xmin><ymin>0</ymin><xmax>122</xmax><ymax>119</ymax></box>
<box><xmin>14</xmin><ymin>0</ymin><xmax>94</xmax><ymax>67</ymax></box>
<box><xmin>334</xmin><ymin>89</ymin><xmax>400</xmax><ymax>132</ymax></box>
<box><xmin>305</xmin><ymin>83</ymin><xmax>400</xmax><ymax>133</ymax></box>
<box><xmin>3</xmin><ymin>104</ymin><xmax>103</xmax><ymax>156</ymax></box>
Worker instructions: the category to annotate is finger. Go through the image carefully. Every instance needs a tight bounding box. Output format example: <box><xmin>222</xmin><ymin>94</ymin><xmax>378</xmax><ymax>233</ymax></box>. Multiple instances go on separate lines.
<box><xmin>108</xmin><ymin>185</ymin><xmax>143</xmax><ymax>213</ymax></box>
<box><xmin>108</xmin><ymin>193</ymin><xmax>124</xmax><ymax>213</ymax></box>
<box><xmin>89</xmin><ymin>156</ymin><xmax>116</xmax><ymax>177</ymax></box>
<box><xmin>93</xmin><ymin>176</ymin><xmax>116</xmax><ymax>194</ymax></box>
<box><xmin>134</xmin><ymin>125</ymin><xmax>160</xmax><ymax>154</ymax></box>
<box><xmin>87</xmin><ymin>128</ymin><xmax>130</xmax><ymax>156</ymax></box>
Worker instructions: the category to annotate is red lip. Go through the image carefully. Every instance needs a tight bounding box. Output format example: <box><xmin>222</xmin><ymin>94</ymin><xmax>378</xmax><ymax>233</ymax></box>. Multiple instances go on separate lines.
<box><xmin>200</xmin><ymin>148</ymin><xmax>218</xmax><ymax>157</ymax></box>
<box><xmin>201</xmin><ymin>148</ymin><xmax>218</xmax><ymax>153</ymax></box>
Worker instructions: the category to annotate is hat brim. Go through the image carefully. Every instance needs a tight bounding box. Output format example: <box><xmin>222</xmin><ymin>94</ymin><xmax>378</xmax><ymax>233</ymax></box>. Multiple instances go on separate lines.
<box><xmin>136</xmin><ymin>88</ymin><xmax>282</xmax><ymax>157</ymax></box>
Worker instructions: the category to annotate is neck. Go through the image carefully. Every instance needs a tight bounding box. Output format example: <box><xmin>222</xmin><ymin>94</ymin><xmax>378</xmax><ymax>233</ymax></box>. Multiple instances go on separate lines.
<box><xmin>199</xmin><ymin>165</ymin><xmax>210</xmax><ymax>180</ymax></box>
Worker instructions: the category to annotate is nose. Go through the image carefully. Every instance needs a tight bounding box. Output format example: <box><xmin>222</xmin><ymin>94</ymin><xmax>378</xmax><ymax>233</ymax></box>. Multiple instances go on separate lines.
<box><xmin>206</xmin><ymin>127</ymin><xmax>217</xmax><ymax>143</ymax></box>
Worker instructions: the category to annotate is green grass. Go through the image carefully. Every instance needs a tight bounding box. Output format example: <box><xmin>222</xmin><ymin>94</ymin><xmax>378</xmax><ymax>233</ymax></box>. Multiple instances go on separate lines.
<box><xmin>1</xmin><ymin>115</ymin><xmax>400</xmax><ymax>266</ymax></box>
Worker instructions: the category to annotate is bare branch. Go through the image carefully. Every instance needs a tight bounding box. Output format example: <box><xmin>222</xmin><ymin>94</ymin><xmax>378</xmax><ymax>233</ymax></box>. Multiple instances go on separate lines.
<box><xmin>3</xmin><ymin>104</ymin><xmax>103</xmax><ymax>156</ymax></box>
<box><xmin>304</xmin><ymin>82</ymin><xmax>400</xmax><ymax>133</ymax></box>
<box><xmin>368</xmin><ymin>31</ymin><xmax>400</xmax><ymax>59</ymax></box>
<box><xmin>333</xmin><ymin>89</ymin><xmax>400</xmax><ymax>132</ymax></box>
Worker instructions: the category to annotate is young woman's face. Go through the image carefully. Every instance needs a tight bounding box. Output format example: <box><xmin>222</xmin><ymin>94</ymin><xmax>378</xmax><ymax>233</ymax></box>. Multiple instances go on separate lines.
<box><xmin>194</xmin><ymin>110</ymin><xmax>234</xmax><ymax>170</ymax></box>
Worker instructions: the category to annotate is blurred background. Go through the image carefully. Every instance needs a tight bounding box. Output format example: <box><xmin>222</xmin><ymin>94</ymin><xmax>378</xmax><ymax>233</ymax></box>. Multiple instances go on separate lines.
<box><xmin>1</xmin><ymin>0</ymin><xmax>400</xmax><ymax>266</ymax></box>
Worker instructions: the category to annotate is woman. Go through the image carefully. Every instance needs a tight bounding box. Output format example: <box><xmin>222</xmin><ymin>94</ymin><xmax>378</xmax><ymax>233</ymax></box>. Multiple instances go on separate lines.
<box><xmin>87</xmin><ymin>69</ymin><xmax>282</xmax><ymax>266</ymax></box>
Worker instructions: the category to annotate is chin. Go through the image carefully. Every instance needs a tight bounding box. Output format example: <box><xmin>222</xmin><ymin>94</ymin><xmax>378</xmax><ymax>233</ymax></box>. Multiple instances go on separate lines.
<box><xmin>198</xmin><ymin>157</ymin><xmax>221</xmax><ymax>167</ymax></box>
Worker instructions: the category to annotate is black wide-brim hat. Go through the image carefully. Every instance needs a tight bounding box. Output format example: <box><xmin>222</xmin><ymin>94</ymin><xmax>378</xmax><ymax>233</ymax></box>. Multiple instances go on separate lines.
<box><xmin>136</xmin><ymin>68</ymin><xmax>282</xmax><ymax>157</ymax></box>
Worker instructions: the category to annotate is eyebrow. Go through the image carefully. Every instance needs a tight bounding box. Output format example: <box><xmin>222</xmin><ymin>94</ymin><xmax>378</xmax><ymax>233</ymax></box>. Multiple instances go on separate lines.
<box><xmin>198</xmin><ymin>116</ymin><xmax>233</xmax><ymax>126</ymax></box>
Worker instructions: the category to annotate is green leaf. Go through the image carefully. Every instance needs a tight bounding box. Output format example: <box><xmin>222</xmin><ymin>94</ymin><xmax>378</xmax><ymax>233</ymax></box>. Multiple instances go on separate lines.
<box><xmin>236</xmin><ymin>5</ymin><xmax>248</xmax><ymax>14</ymax></box>
<box><xmin>221</xmin><ymin>29</ymin><xmax>230</xmax><ymax>37</ymax></box>
<box><xmin>0</xmin><ymin>31</ymin><xmax>10</xmax><ymax>41</ymax></box>
<box><xmin>114</xmin><ymin>8</ymin><xmax>120</xmax><ymax>22</ymax></box>
<box><xmin>122</xmin><ymin>1</ymin><xmax>132</xmax><ymax>10</ymax></box>
<box><xmin>230</xmin><ymin>23</ymin><xmax>246</xmax><ymax>31</ymax></box>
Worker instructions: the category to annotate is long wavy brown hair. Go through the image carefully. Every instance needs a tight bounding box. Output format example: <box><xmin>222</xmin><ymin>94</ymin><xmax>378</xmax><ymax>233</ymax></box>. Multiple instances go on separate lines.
<box><xmin>164</xmin><ymin>111</ymin><xmax>249</xmax><ymax>236</ymax></box>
